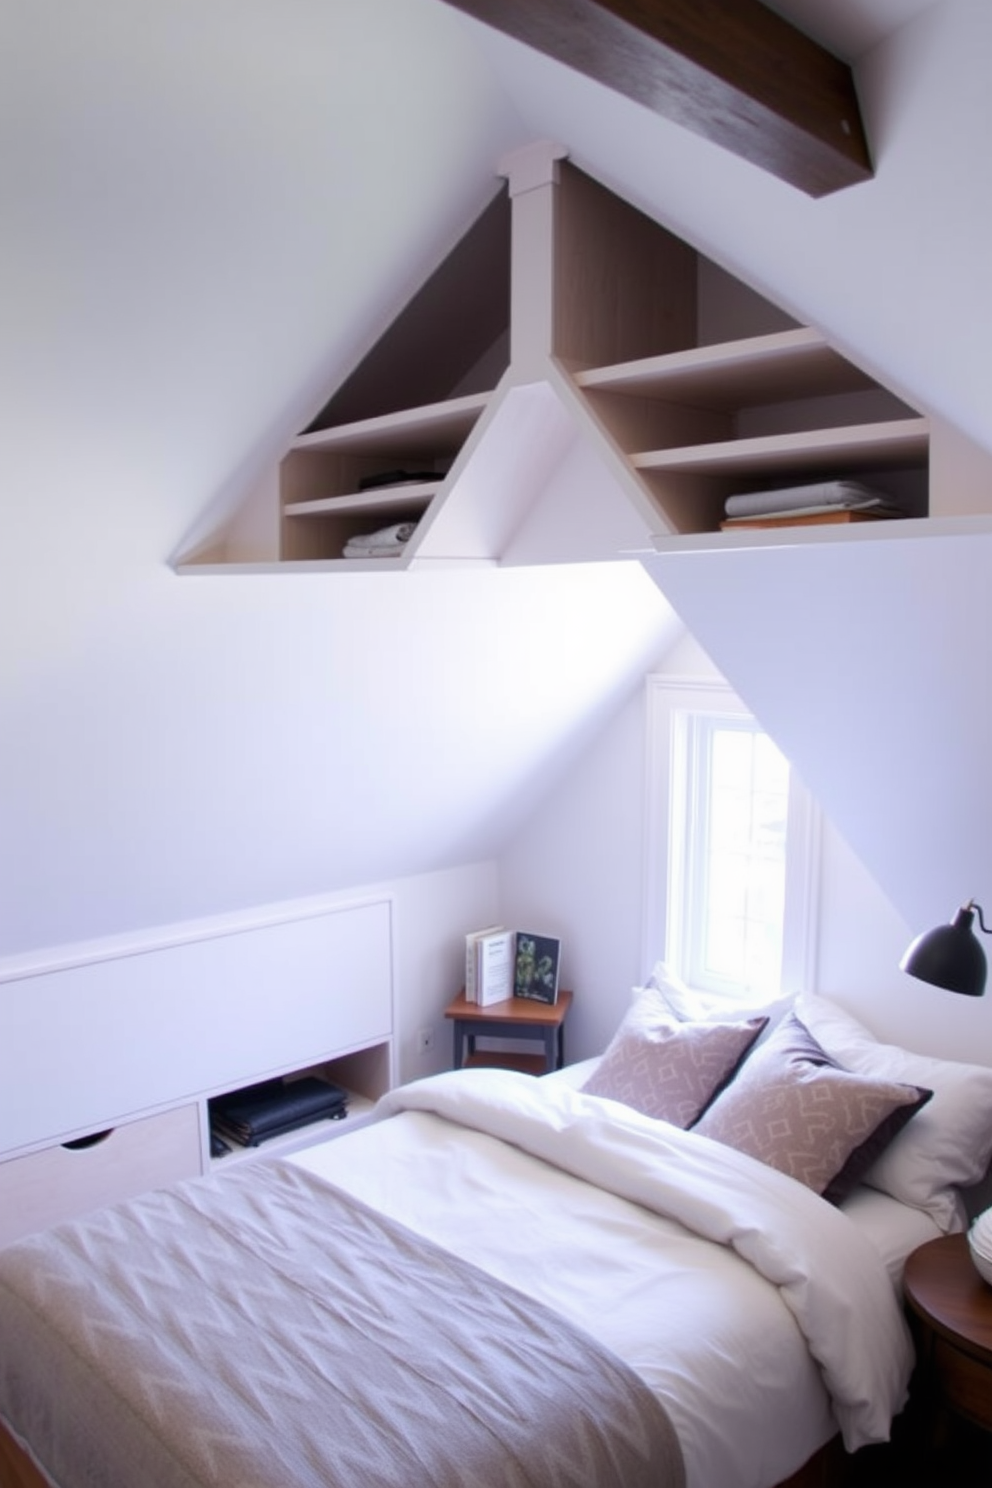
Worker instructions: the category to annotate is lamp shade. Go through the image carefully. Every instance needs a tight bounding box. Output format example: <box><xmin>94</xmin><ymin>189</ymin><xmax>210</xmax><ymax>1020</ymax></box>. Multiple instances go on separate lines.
<box><xmin>900</xmin><ymin>903</ymin><xmax>987</xmax><ymax>997</ymax></box>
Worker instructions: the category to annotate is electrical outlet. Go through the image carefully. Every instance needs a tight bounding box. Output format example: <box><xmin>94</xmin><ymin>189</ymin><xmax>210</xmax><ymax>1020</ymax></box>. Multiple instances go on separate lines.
<box><xmin>417</xmin><ymin>1027</ymin><xmax>434</xmax><ymax>1054</ymax></box>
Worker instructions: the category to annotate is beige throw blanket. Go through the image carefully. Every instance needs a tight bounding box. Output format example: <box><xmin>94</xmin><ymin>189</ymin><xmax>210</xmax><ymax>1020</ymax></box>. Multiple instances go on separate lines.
<box><xmin>0</xmin><ymin>1159</ymin><xmax>684</xmax><ymax>1488</ymax></box>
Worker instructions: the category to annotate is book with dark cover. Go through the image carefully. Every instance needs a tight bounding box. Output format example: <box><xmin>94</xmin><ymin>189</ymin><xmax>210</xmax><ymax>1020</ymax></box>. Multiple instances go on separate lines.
<box><xmin>209</xmin><ymin>1076</ymin><xmax>348</xmax><ymax>1147</ymax></box>
<box><xmin>513</xmin><ymin>932</ymin><xmax>561</xmax><ymax>1004</ymax></box>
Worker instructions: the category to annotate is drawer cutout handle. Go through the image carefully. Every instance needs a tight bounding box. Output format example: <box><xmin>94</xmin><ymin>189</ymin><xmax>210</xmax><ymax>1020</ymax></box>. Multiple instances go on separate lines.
<box><xmin>61</xmin><ymin>1129</ymin><xmax>114</xmax><ymax>1151</ymax></box>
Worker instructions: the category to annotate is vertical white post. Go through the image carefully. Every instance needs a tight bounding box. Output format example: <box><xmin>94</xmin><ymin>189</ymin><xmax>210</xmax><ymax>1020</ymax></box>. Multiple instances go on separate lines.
<box><xmin>497</xmin><ymin>141</ymin><xmax>568</xmax><ymax>378</ymax></box>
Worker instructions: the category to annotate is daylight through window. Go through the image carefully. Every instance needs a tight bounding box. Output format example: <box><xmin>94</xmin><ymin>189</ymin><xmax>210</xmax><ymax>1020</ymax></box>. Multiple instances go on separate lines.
<box><xmin>643</xmin><ymin>677</ymin><xmax>819</xmax><ymax>1005</ymax></box>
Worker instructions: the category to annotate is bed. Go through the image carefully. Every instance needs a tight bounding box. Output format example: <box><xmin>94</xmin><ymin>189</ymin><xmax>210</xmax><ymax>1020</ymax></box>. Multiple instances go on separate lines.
<box><xmin>2</xmin><ymin>989</ymin><xmax>992</xmax><ymax>1488</ymax></box>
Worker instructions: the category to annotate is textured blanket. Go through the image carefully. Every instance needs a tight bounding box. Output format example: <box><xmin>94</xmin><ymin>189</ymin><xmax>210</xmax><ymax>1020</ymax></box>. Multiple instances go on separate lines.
<box><xmin>0</xmin><ymin>1159</ymin><xmax>684</xmax><ymax>1488</ymax></box>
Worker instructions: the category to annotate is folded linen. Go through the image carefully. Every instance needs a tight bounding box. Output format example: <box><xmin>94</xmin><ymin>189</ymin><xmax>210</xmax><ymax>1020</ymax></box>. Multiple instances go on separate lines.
<box><xmin>722</xmin><ymin>498</ymin><xmax>899</xmax><ymax>524</ymax></box>
<box><xmin>724</xmin><ymin>481</ymin><xmax>883</xmax><ymax>519</ymax></box>
<box><xmin>342</xmin><ymin>520</ymin><xmax>418</xmax><ymax>559</ymax></box>
<box><xmin>343</xmin><ymin>541</ymin><xmax>406</xmax><ymax>559</ymax></box>
<box><xmin>348</xmin><ymin>521</ymin><xmax>417</xmax><ymax>549</ymax></box>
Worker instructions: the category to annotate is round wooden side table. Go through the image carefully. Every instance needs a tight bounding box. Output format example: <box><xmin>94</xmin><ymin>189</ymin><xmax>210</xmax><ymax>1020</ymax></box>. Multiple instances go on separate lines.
<box><xmin>903</xmin><ymin>1232</ymin><xmax>992</xmax><ymax>1439</ymax></box>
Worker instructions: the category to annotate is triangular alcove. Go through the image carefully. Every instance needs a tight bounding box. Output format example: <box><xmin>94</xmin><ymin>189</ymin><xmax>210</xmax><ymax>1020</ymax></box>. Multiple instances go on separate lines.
<box><xmin>175</xmin><ymin>142</ymin><xmax>982</xmax><ymax>577</ymax></box>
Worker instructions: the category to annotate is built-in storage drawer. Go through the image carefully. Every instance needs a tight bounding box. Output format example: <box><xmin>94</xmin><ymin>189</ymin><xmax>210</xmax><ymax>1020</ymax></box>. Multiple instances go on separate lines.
<box><xmin>0</xmin><ymin>1104</ymin><xmax>202</xmax><ymax>1248</ymax></box>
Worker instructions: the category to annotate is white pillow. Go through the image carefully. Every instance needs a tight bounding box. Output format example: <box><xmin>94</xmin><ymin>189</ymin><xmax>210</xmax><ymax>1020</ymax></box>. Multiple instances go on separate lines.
<box><xmin>796</xmin><ymin>992</ymin><xmax>992</xmax><ymax>1231</ymax></box>
<box><xmin>641</xmin><ymin>961</ymin><xmax>793</xmax><ymax>1037</ymax></box>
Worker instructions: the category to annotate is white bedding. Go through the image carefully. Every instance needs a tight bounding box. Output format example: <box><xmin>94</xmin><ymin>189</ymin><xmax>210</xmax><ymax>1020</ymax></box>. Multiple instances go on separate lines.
<box><xmin>839</xmin><ymin>1185</ymin><xmax>948</xmax><ymax>1285</ymax></box>
<box><xmin>292</xmin><ymin>1067</ymin><xmax>924</xmax><ymax>1488</ymax></box>
<box><xmin>547</xmin><ymin>1056</ymin><xmax>951</xmax><ymax>1280</ymax></box>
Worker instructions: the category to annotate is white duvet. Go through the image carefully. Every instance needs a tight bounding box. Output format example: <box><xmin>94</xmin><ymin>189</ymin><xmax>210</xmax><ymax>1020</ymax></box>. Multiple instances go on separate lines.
<box><xmin>293</xmin><ymin>1068</ymin><xmax>915</xmax><ymax>1488</ymax></box>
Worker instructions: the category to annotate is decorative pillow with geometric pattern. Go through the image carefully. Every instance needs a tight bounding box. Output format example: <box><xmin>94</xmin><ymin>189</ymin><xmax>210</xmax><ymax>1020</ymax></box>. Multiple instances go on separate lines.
<box><xmin>796</xmin><ymin>992</ymin><xmax>992</xmax><ymax>1229</ymax></box>
<box><xmin>581</xmin><ymin>985</ymin><xmax>767</xmax><ymax>1128</ymax></box>
<box><xmin>693</xmin><ymin>1012</ymin><xmax>929</xmax><ymax>1197</ymax></box>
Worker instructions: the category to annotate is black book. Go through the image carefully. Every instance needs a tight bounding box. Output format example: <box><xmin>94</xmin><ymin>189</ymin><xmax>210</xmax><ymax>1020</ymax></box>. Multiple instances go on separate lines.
<box><xmin>209</xmin><ymin>1076</ymin><xmax>348</xmax><ymax>1146</ymax></box>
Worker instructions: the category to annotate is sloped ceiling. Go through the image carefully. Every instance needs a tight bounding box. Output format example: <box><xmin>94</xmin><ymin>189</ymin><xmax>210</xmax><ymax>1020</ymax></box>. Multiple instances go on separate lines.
<box><xmin>763</xmin><ymin>0</ymin><xmax>936</xmax><ymax>59</ymax></box>
<box><xmin>447</xmin><ymin>0</ymin><xmax>992</xmax><ymax>934</ymax></box>
<box><xmin>453</xmin><ymin>0</ymin><xmax>990</xmax><ymax>455</ymax></box>
<box><xmin>0</xmin><ymin>0</ymin><xmax>685</xmax><ymax>953</ymax></box>
<box><xmin>643</xmin><ymin>527</ymin><xmax>992</xmax><ymax>932</ymax></box>
<box><xmin>2</xmin><ymin>0</ymin><xmax>990</xmax><ymax>952</ymax></box>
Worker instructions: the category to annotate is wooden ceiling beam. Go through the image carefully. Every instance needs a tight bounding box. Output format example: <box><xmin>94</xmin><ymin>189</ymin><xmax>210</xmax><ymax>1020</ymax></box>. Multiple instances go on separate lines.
<box><xmin>441</xmin><ymin>0</ymin><xmax>873</xmax><ymax>197</ymax></box>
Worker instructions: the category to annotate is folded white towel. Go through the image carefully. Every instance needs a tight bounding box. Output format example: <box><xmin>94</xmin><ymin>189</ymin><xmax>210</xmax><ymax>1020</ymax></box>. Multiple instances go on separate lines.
<box><xmin>724</xmin><ymin>481</ymin><xmax>882</xmax><ymax>518</ymax></box>
<box><xmin>349</xmin><ymin>521</ymin><xmax>417</xmax><ymax>550</ymax></box>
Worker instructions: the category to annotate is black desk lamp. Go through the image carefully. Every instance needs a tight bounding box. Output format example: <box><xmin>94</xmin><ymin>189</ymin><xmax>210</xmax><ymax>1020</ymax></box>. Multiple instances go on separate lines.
<box><xmin>900</xmin><ymin>900</ymin><xmax>990</xmax><ymax>996</ymax></box>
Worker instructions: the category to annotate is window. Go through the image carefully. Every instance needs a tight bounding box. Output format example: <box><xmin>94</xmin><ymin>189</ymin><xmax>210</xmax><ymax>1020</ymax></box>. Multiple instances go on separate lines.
<box><xmin>643</xmin><ymin>677</ymin><xmax>819</xmax><ymax>1004</ymax></box>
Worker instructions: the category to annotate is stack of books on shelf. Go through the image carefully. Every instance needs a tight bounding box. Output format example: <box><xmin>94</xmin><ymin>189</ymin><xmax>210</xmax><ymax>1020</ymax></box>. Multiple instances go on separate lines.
<box><xmin>464</xmin><ymin>926</ymin><xmax>562</xmax><ymax>1006</ymax></box>
<box><xmin>209</xmin><ymin>1075</ymin><xmax>348</xmax><ymax>1149</ymax></box>
<box><xmin>720</xmin><ymin>480</ymin><xmax>904</xmax><ymax>529</ymax></box>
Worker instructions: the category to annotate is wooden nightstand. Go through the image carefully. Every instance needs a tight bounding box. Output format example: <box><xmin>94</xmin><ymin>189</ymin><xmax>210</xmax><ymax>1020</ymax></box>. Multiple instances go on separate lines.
<box><xmin>904</xmin><ymin>1233</ymin><xmax>992</xmax><ymax>1441</ymax></box>
<box><xmin>444</xmin><ymin>990</ymin><xmax>573</xmax><ymax>1076</ymax></box>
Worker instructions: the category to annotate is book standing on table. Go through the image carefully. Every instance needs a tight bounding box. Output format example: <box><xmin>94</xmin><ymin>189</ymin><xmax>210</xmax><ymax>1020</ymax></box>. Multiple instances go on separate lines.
<box><xmin>512</xmin><ymin>932</ymin><xmax>561</xmax><ymax>1005</ymax></box>
<box><xmin>464</xmin><ymin>924</ymin><xmax>503</xmax><ymax>1002</ymax></box>
<box><xmin>464</xmin><ymin>927</ymin><xmax>562</xmax><ymax>1007</ymax></box>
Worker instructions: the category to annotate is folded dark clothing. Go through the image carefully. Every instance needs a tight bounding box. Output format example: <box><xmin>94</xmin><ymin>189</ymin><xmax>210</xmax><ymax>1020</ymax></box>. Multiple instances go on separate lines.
<box><xmin>358</xmin><ymin>468</ymin><xmax>438</xmax><ymax>490</ymax></box>
<box><xmin>209</xmin><ymin>1076</ymin><xmax>348</xmax><ymax>1144</ymax></box>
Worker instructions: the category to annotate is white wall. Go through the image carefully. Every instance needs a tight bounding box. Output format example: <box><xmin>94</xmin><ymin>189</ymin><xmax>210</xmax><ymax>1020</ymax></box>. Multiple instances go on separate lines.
<box><xmin>389</xmin><ymin>860</ymin><xmax>499</xmax><ymax>1083</ymax></box>
<box><xmin>816</xmin><ymin>820</ymin><xmax>992</xmax><ymax>1064</ymax></box>
<box><xmin>498</xmin><ymin>635</ymin><xmax>700</xmax><ymax>1062</ymax></box>
<box><xmin>0</xmin><ymin>858</ymin><xmax>500</xmax><ymax>1142</ymax></box>
<box><xmin>499</xmin><ymin>682</ymin><xmax>649</xmax><ymax>1062</ymax></box>
<box><xmin>0</xmin><ymin>560</ymin><xmax>676</xmax><ymax>957</ymax></box>
<box><xmin>498</xmin><ymin>634</ymin><xmax>992</xmax><ymax>1070</ymax></box>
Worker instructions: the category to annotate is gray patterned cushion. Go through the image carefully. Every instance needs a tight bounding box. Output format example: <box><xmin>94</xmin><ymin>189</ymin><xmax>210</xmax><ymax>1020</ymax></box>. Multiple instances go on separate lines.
<box><xmin>582</xmin><ymin>987</ymin><xmax>767</xmax><ymax>1128</ymax></box>
<box><xmin>693</xmin><ymin>1013</ymin><xmax>927</xmax><ymax>1195</ymax></box>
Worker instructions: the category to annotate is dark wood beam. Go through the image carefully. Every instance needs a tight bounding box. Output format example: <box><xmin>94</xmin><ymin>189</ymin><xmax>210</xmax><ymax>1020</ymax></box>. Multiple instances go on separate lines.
<box><xmin>441</xmin><ymin>0</ymin><xmax>872</xmax><ymax>197</ymax></box>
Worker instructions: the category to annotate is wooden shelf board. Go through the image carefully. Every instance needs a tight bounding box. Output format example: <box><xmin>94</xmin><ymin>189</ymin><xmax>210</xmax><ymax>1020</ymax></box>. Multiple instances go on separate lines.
<box><xmin>290</xmin><ymin>391</ymin><xmax>491</xmax><ymax>456</ymax></box>
<box><xmin>573</xmin><ymin>328</ymin><xmax>876</xmax><ymax>406</ymax></box>
<box><xmin>719</xmin><ymin>510</ymin><xmax>897</xmax><ymax>530</ymax></box>
<box><xmin>633</xmin><ymin>417</ymin><xmax>930</xmax><ymax>477</ymax></box>
<box><xmin>639</xmin><ymin>514</ymin><xmax>992</xmax><ymax>556</ymax></box>
<box><xmin>283</xmin><ymin>482</ymin><xmax>440</xmax><ymax>517</ymax></box>
<box><xmin>174</xmin><ymin>557</ymin><xmax>416</xmax><ymax>575</ymax></box>
<box><xmin>174</xmin><ymin>556</ymin><xmax>499</xmax><ymax>576</ymax></box>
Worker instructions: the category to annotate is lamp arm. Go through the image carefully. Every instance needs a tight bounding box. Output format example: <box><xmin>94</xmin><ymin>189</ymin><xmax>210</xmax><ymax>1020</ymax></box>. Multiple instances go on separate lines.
<box><xmin>968</xmin><ymin>899</ymin><xmax>991</xmax><ymax>935</ymax></box>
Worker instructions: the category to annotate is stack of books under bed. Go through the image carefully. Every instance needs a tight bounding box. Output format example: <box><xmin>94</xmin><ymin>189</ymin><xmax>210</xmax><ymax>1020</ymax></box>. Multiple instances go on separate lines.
<box><xmin>719</xmin><ymin>480</ymin><xmax>904</xmax><ymax>529</ymax></box>
<box><xmin>209</xmin><ymin>1075</ymin><xmax>348</xmax><ymax>1153</ymax></box>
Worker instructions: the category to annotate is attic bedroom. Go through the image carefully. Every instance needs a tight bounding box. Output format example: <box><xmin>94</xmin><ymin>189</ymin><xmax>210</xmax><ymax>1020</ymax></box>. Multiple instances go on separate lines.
<box><xmin>2</xmin><ymin>2</ymin><xmax>992</xmax><ymax>1485</ymax></box>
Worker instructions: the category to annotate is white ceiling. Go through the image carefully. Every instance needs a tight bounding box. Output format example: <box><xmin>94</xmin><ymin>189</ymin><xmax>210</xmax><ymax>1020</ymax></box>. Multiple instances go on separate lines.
<box><xmin>761</xmin><ymin>0</ymin><xmax>938</xmax><ymax>58</ymax></box>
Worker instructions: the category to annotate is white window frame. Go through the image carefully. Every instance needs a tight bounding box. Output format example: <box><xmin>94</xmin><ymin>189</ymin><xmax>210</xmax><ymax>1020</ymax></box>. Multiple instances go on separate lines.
<box><xmin>641</xmin><ymin>675</ymin><xmax>821</xmax><ymax>1003</ymax></box>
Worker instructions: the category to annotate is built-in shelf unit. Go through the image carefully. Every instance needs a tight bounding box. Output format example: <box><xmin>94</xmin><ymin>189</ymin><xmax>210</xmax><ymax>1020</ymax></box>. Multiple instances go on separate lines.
<box><xmin>0</xmin><ymin>896</ymin><xmax>395</xmax><ymax>1247</ymax></box>
<box><xmin>176</xmin><ymin>142</ymin><xmax>950</xmax><ymax>574</ymax></box>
